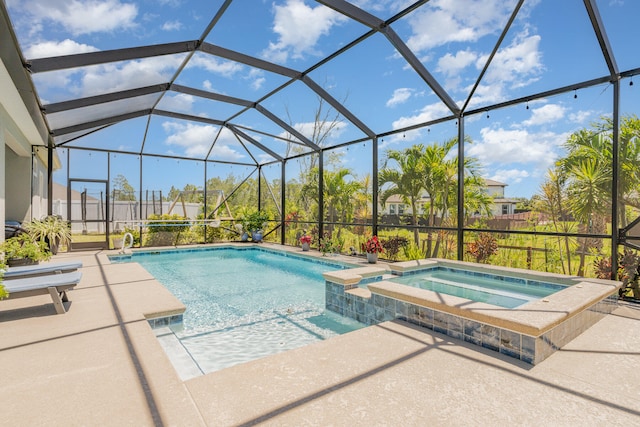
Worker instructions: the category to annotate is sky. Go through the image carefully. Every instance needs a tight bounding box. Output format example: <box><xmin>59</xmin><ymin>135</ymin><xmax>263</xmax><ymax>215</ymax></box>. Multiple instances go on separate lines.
<box><xmin>5</xmin><ymin>0</ymin><xmax>640</xmax><ymax>199</ymax></box>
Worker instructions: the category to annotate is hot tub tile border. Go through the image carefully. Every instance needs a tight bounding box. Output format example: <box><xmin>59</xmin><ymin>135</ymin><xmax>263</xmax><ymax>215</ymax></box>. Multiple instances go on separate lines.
<box><xmin>326</xmin><ymin>279</ymin><xmax>618</xmax><ymax>365</ymax></box>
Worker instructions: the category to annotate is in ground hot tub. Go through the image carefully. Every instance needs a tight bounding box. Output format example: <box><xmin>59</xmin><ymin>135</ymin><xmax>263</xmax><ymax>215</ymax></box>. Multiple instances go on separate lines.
<box><xmin>323</xmin><ymin>258</ymin><xmax>621</xmax><ymax>365</ymax></box>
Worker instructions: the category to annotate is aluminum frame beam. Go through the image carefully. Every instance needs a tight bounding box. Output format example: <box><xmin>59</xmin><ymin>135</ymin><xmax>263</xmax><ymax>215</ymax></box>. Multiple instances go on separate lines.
<box><xmin>51</xmin><ymin>109</ymin><xmax>152</xmax><ymax>136</ymax></box>
<box><xmin>226</xmin><ymin>124</ymin><xmax>283</xmax><ymax>161</ymax></box>
<box><xmin>153</xmin><ymin>109</ymin><xmax>225</xmax><ymax>126</ymax></box>
<box><xmin>302</xmin><ymin>75</ymin><xmax>375</xmax><ymax>138</ymax></box>
<box><xmin>583</xmin><ymin>0</ymin><xmax>619</xmax><ymax>78</ymax></box>
<box><xmin>319</xmin><ymin>0</ymin><xmax>460</xmax><ymax>116</ymax></box>
<box><xmin>43</xmin><ymin>84</ymin><xmax>170</xmax><ymax>114</ymax></box>
<box><xmin>199</xmin><ymin>42</ymin><xmax>300</xmax><ymax>78</ymax></box>
<box><xmin>27</xmin><ymin>41</ymin><xmax>199</xmax><ymax>73</ymax></box>
<box><xmin>382</xmin><ymin>27</ymin><xmax>460</xmax><ymax>116</ymax></box>
<box><xmin>254</xmin><ymin>104</ymin><xmax>320</xmax><ymax>151</ymax></box>
<box><xmin>171</xmin><ymin>84</ymin><xmax>253</xmax><ymax>107</ymax></box>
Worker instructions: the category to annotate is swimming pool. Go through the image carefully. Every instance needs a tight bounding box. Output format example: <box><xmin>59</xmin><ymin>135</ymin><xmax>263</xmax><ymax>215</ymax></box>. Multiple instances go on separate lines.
<box><xmin>111</xmin><ymin>246</ymin><xmax>363</xmax><ymax>377</ymax></box>
<box><xmin>388</xmin><ymin>267</ymin><xmax>566</xmax><ymax>308</ymax></box>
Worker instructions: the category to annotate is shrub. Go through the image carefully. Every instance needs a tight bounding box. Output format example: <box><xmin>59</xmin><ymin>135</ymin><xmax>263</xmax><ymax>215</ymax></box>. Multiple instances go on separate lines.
<box><xmin>403</xmin><ymin>243</ymin><xmax>424</xmax><ymax>260</ymax></box>
<box><xmin>144</xmin><ymin>214</ymin><xmax>190</xmax><ymax>246</ymax></box>
<box><xmin>466</xmin><ymin>232</ymin><xmax>498</xmax><ymax>264</ymax></box>
<box><xmin>381</xmin><ymin>235</ymin><xmax>409</xmax><ymax>261</ymax></box>
<box><xmin>0</xmin><ymin>233</ymin><xmax>51</xmax><ymax>264</ymax></box>
<box><xmin>362</xmin><ymin>235</ymin><xmax>384</xmax><ymax>254</ymax></box>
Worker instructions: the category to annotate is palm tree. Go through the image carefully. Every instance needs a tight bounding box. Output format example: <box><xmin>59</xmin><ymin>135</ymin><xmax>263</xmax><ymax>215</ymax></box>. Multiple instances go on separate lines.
<box><xmin>323</xmin><ymin>168</ymin><xmax>362</xmax><ymax>236</ymax></box>
<box><xmin>421</xmin><ymin>138</ymin><xmax>491</xmax><ymax>257</ymax></box>
<box><xmin>353</xmin><ymin>173</ymin><xmax>372</xmax><ymax>222</ymax></box>
<box><xmin>379</xmin><ymin>145</ymin><xmax>425</xmax><ymax>245</ymax></box>
<box><xmin>559</xmin><ymin>128</ymin><xmax>611</xmax><ymax>276</ymax></box>
<box><xmin>597</xmin><ymin>115</ymin><xmax>640</xmax><ymax>228</ymax></box>
<box><xmin>421</xmin><ymin>140</ymin><xmax>453</xmax><ymax>255</ymax></box>
<box><xmin>567</xmin><ymin>158</ymin><xmax>610</xmax><ymax>275</ymax></box>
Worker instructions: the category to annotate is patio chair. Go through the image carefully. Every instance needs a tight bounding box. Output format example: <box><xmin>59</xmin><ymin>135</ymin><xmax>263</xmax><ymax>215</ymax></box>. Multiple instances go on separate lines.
<box><xmin>2</xmin><ymin>260</ymin><xmax>83</xmax><ymax>279</ymax></box>
<box><xmin>2</xmin><ymin>271</ymin><xmax>82</xmax><ymax>314</ymax></box>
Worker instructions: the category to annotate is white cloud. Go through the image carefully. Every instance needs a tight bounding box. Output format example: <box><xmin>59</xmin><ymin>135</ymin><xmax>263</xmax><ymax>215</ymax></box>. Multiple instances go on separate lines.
<box><xmin>163</xmin><ymin>122</ymin><xmax>216</xmax><ymax>157</ymax></box>
<box><xmin>261</xmin><ymin>0</ymin><xmax>348</xmax><ymax>63</ymax></box>
<box><xmin>157</xmin><ymin>93</ymin><xmax>195</xmax><ymax>114</ymax></box>
<box><xmin>17</xmin><ymin>0</ymin><xmax>138</xmax><ymax>36</ymax></box>
<box><xmin>437</xmin><ymin>49</ymin><xmax>478</xmax><ymax>76</ymax></box>
<box><xmin>522</xmin><ymin>104</ymin><xmax>566</xmax><ymax>126</ymax></box>
<box><xmin>569</xmin><ymin>109</ymin><xmax>594</xmax><ymax>124</ymax></box>
<box><xmin>386</xmin><ymin>88</ymin><xmax>414</xmax><ymax>107</ymax></box>
<box><xmin>162</xmin><ymin>121</ymin><xmax>247</xmax><ymax>160</ymax></box>
<box><xmin>25</xmin><ymin>39</ymin><xmax>99</xmax><ymax>59</ymax></box>
<box><xmin>246</xmin><ymin>68</ymin><xmax>266</xmax><ymax>91</ymax></box>
<box><xmin>391</xmin><ymin>102</ymin><xmax>452</xmax><ymax>134</ymax></box>
<box><xmin>210</xmin><ymin>144</ymin><xmax>246</xmax><ymax>161</ymax></box>
<box><xmin>490</xmin><ymin>169</ymin><xmax>530</xmax><ymax>185</ymax></box>
<box><xmin>464</xmin><ymin>82</ymin><xmax>506</xmax><ymax>107</ymax></box>
<box><xmin>188</xmin><ymin>54</ymin><xmax>244</xmax><ymax>78</ymax></box>
<box><xmin>77</xmin><ymin>55</ymin><xmax>186</xmax><ymax>97</ymax></box>
<box><xmin>479</xmin><ymin>33</ymin><xmax>543</xmax><ymax>86</ymax></box>
<box><xmin>202</xmin><ymin>80</ymin><xmax>213</xmax><ymax>91</ymax></box>
<box><xmin>161</xmin><ymin>20</ymin><xmax>182</xmax><ymax>31</ymax></box>
<box><xmin>467</xmin><ymin>127</ymin><xmax>567</xmax><ymax>172</ymax></box>
<box><xmin>458</xmin><ymin>32</ymin><xmax>544</xmax><ymax>107</ymax></box>
<box><xmin>347</xmin><ymin>0</ymin><xmax>410</xmax><ymax>14</ymax></box>
<box><xmin>406</xmin><ymin>0</ymin><xmax>516</xmax><ymax>52</ymax></box>
<box><xmin>251</xmin><ymin>77</ymin><xmax>266</xmax><ymax>91</ymax></box>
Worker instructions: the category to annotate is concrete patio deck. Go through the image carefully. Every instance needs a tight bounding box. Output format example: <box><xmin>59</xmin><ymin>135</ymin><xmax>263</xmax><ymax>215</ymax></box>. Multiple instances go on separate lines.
<box><xmin>1</xmin><ymin>248</ymin><xmax>639</xmax><ymax>426</ymax></box>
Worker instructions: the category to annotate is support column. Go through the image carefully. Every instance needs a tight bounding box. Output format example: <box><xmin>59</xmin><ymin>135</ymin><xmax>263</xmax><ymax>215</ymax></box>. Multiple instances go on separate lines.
<box><xmin>318</xmin><ymin>151</ymin><xmax>324</xmax><ymax>239</ymax></box>
<box><xmin>47</xmin><ymin>143</ymin><xmax>53</xmax><ymax>216</ymax></box>
<box><xmin>457</xmin><ymin>117</ymin><xmax>465</xmax><ymax>260</ymax></box>
<box><xmin>257</xmin><ymin>165</ymin><xmax>262</xmax><ymax>211</ymax></box>
<box><xmin>281</xmin><ymin>160</ymin><xmax>286</xmax><ymax>245</ymax></box>
<box><xmin>372</xmin><ymin>137</ymin><xmax>378</xmax><ymax>236</ymax></box>
<box><xmin>0</xmin><ymin>127</ymin><xmax>5</xmax><ymax>242</ymax></box>
<box><xmin>611</xmin><ymin>79</ymin><xmax>620</xmax><ymax>280</ymax></box>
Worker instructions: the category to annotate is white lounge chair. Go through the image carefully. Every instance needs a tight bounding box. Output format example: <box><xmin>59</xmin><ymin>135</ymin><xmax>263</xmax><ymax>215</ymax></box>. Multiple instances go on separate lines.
<box><xmin>2</xmin><ymin>271</ymin><xmax>82</xmax><ymax>314</ymax></box>
<box><xmin>3</xmin><ymin>260</ymin><xmax>83</xmax><ymax>279</ymax></box>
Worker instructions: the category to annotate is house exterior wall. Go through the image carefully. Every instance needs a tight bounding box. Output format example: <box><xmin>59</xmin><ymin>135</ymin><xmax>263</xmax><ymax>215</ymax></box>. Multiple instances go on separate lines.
<box><xmin>5</xmin><ymin>146</ymin><xmax>31</xmax><ymax>223</ymax></box>
<box><xmin>382</xmin><ymin>181</ymin><xmax>517</xmax><ymax>218</ymax></box>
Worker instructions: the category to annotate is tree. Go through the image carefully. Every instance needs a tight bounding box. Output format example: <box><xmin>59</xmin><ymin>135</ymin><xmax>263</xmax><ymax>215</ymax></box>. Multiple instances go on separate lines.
<box><xmin>536</xmin><ymin>167</ymin><xmax>575</xmax><ymax>275</ymax></box>
<box><xmin>379</xmin><ymin>145</ymin><xmax>426</xmax><ymax>245</ymax></box>
<box><xmin>558</xmin><ymin>125</ymin><xmax>612</xmax><ymax>276</ymax></box>
<box><xmin>353</xmin><ymin>173</ymin><xmax>373</xmax><ymax>221</ymax></box>
<box><xmin>112</xmin><ymin>174</ymin><xmax>136</xmax><ymax>201</ymax></box>
<box><xmin>420</xmin><ymin>138</ymin><xmax>490</xmax><ymax>257</ymax></box>
<box><xmin>323</xmin><ymin>168</ymin><xmax>362</xmax><ymax>233</ymax></box>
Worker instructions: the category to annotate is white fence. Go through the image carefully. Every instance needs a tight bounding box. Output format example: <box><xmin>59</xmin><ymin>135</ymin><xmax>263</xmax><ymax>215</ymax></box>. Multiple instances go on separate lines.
<box><xmin>52</xmin><ymin>199</ymin><xmax>202</xmax><ymax>233</ymax></box>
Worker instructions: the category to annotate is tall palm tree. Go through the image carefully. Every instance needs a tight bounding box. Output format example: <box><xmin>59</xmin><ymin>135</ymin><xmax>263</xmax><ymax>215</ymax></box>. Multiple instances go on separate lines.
<box><xmin>597</xmin><ymin>115</ymin><xmax>640</xmax><ymax>228</ymax></box>
<box><xmin>421</xmin><ymin>140</ymin><xmax>453</xmax><ymax>255</ymax></box>
<box><xmin>566</xmin><ymin>158</ymin><xmax>610</xmax><ymax>275</ymax></box>
<box><xmin>323</xmin><ymin>168</ymin><xmax>362</xmax><ymax>236</ymax></box>
<box><xmin>353</xmin><ymin>173</ymin><xmax>372</xmax><ymax>222</ymax></box>
<box><xmin>379</xmin><ymin>145</ymin><xmax>425</xmax><ymax>245</ymax></box>
<box><xmin>421</xmin><ymin>138</ymin><xmax>491</xmax><ymax>257</ymax></box>
<box><xmin>558</xmin><ymin>127</ymin><xmax>612</xmax><ymax>275</ymax></box>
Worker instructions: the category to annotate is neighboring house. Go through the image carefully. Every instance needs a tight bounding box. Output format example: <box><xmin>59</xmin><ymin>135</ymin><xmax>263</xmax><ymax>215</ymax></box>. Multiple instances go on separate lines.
<box><xmin>382</xmin><ymin>178</ymin><xmax>518</xmax><ymax>217</ymax></box>
<box><xmin>482</xmin><ymin>179</ymin><xmax>518</xmax><ymax>217</ymax></box>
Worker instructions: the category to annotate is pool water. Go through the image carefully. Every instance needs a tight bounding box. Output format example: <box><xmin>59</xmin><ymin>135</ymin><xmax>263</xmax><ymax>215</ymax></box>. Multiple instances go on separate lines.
<box><xmin>120</xmin><ymin>247</ymin><xmax>363</xmax><ymax>376</ymax></box>
<box><xmin>390</xmin><ymin>267</ymin><xmax>567</xmax><ymax>308</ymax></box>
